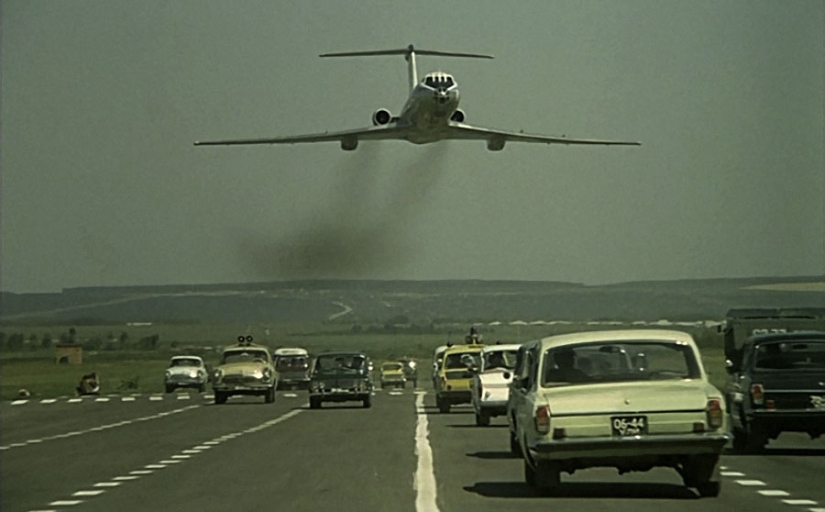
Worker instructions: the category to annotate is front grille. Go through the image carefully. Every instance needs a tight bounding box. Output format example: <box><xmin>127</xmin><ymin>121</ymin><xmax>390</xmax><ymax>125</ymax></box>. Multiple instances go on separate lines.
<box><xmin>223</xmin><ymin>375</ymin><xmax>263</xmax><ymax>386</ymax></box>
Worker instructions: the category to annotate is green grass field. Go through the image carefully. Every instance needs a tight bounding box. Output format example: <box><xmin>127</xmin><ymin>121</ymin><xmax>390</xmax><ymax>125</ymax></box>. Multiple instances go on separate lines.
<box><xmin>0</xmin><ymin>322</ymin><xmax>729</xmax><ymax>400</ymax></box>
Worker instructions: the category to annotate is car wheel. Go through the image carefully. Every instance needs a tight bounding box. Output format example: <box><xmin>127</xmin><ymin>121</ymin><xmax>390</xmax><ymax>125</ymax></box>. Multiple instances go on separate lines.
<box><xmin>732</xmin><ymin>427</ymin><xmax>766</xmax><ymax>454</ymax></box>
<box><xmin>214</xmin><ymin>392</ymin><xmax>227</xmax><ymax>405</ymax></box>
<box><xmin>198</xmin><ymin>384</ymin><xmax>205</xmax><ymax>393</ymax></box>
<box><xmin>509</xmin><ymin>431</ymin><xmax>521</xmax><ymax>457</ymax></box>
<box><xmin>696</xmin><ymin>481</ymin><xmax>721</xmax><ymax>497</ymax></box>
<box><xmin>265</xmin><ymin>387</ymin><xmax>275</xmax><ymax>403</ymax></box>
<box><xmin>309</xmin><ymin>396</ymin><xmax>321</xmax><ymax>409</ymax></box>
<box><xmin>165</xmin><ymin>385</ymin><xmax>174</xmax><ymax>394</ymax></box>
<box><xmin>437</xmin><ymin>398</ymin><xmax>450</xmax><ymax>414</ymax></box>
<box><xmin>475</xmin><ymin>412</ymin><xmax>490</xmax><ymax>427</ymax></box>
<box><xmin>524</xmin><ymin>459</ymin><xmax>537</xmax><ymax>487</ymax></box>
<box><xmin>534</xmin><ymin>460</ymin><xmax>561</xmax><ymax>492</ymax></box>
<box><xmin>363</xmin><ymin>396</ymin><xmax>371</xmax><ymax>408</ymax></box>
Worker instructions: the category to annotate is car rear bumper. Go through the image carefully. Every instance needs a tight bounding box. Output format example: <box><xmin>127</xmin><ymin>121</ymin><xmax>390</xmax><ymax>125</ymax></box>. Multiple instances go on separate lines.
<box><xmin>476</xmin><ymin>400</ymin><xmax>508</xmax><ymax>416</ymax></box>
<box><xmin>530</xmin><ymin>432</ymin><xmax>730</xmax><ymax>461</ymax></box>
<box><xmin>439</xmin><ymin>390</ymin><xmax>472</xmax><ymax>404</ymax></box>
<box><xmin>312</xmin><ymin>391</ymin><xmax>370</xmax><ymax>402</ymax></box>
<box><xmin>749</xmin><ymin>410</ymin><xmax>825</xmax><ymax>432</ymax></box>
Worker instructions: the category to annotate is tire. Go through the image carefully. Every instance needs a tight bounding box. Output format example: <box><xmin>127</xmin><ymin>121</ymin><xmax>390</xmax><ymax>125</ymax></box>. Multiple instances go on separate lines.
<box><xmin>524</xmin><ymin>459</ymin><xmax>537</xmax><ymax>487</ymax></box>
<box><xmin>198</xmin><ymin>384</ymin><xmax>205</xmax><ymax>393</ymax></box>
<box><xmin>437</xmin><ymin>397</ymin><xmax>450</xmax><ymax>414</ymax></box>
<box><xmin>214</xmin><ymin>391</ymin><xmax>227</xmax><ymax>405</ymax></box>
<box><xmin>475</xmin><ymin>411</ymin><xmax>490</xmax><ymax>426</ymax></box>
<box><xmin>732</xmin><ymin>427</ymin><xmax>766</xmax><ymax>454</ymax></box>
<box><xmin>363</xmin><ymin>396</ymin><xmax>372</xmax><ymax>408</ymax></box>
<box><xmin>309</xmin><ymin>396</ymin><xmax>321</xmax><ymax>409</ymax></box>
<box><xmin>265</xmin><ymin>387</ymin><xmax>275</xmax><ymax>403</ymax></box>
<box><xmin>509</xmin><ymin>431</ymin><xmax>521</xmax><ymax>457</ymax></box>
<box><xmin>165</xmin><ymin>385</ymin><xmax>174</xmax><ymax>394</ymax></box>
<box><xmin>696</xmin><ymin>481</ymin><xmax>721</xmax><ymax>497</ymax></box>
<box><xmin>412</xmin><ymin>380</ymin><xmax>418</xmax><ymax>388</ymax></box>
<box><xmin>534</xmin><ymin>460</ymin><xmax>561</xmax><ymax>492</ymax></box>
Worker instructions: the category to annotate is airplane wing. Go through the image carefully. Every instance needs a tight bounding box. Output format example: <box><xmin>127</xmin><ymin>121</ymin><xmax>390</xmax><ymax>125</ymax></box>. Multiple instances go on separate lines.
<box><xmin>194</xmin><ymin>124</ymin><xmax>413</xmax><ymax>146</ymax></box>
<box><xmin>444</xmin><ymin>122</ymin><xmax>641</xmax><ymax>146</ymax></box>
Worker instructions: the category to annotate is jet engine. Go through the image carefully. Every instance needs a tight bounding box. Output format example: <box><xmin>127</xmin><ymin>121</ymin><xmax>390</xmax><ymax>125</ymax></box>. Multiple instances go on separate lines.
<box><xmin>487</xmin><ymin>137</ymin><xmax>505</xmax><ymax>151</ymax></box>
<box><xmin>372</xmin><ymin>109</ymin><xmax>392</xmax><ymax>126</ymax></box>
<box><xmin>450</xmin><ymin>109</ymin><xmax>465</xmax><ymax>123</ymax></box>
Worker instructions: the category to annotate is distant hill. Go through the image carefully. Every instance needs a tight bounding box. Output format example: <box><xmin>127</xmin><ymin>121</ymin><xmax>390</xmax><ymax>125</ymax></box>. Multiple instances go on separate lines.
<box><xmin>2</xmin><ymin>276</ymin><xmax>823</xmax><ymax>325</ymax></box>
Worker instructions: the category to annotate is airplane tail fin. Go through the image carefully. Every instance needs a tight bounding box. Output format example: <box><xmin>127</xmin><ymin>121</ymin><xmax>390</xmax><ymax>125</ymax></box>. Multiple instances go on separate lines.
<box><xmin>320</xmin><ymin>44</ymin><xmax>494</xmax><ymax>94</ymax></box>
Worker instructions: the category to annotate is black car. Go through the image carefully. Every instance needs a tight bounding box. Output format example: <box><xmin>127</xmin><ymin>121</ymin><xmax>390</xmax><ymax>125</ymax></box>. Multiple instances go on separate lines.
<box><xmin>309</xmin><ymin>352</ymin><xmax>373</xmax><ymax>409</ymax></box>
<box><xmin>724</xmin><ymin>331</ymin><xmax>825</xmax><ymax>453</ymax></box>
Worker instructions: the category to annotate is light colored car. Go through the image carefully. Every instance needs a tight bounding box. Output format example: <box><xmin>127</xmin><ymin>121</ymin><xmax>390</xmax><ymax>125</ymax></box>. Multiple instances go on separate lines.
<box><xmin>380</xmin><ymin>362</ymin><xmax>407</xmax><ymax>388</ymax></box>
<box><xmin>509</xmin><ymin>330</ymin><xmax>729</xmax><ymax>497</ymax></box>
<box><xmin>273</xmin><ymin>347</ymin><xmax>311</xmax><ymax>390</ymax></box>
<box><xmin>435</xmin><ymin>344</ymin><xmax>484</xmax><ymax>413</ymax></box>
<box><xmin>471</xmin><ymin>343</ymin><xmax>520</xmax><ymax>426</ymax></box>
<box><xmin>431</xmin><ymin>345</ymin><xmax>449</xmax><ymax>389</ymax></box>
<box><xmin>165</xmin><ymin>355</ymin><xmax>209</xmax><ymax>393</ymax></box>
<box><xmin>212</xmin><ymin>337</ymin><xmax>277</xmax><ymax>404</ymax></box>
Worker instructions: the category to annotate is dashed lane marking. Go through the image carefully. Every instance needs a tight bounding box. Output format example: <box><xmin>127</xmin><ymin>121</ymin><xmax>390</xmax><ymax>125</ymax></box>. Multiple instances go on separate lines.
<box><xmin>0</xmin><ymin>405</ymin><xmax>200</xmax><ymax>451</ymax></box>
<box><xmin>783</xmin><ymin>500</ymin><xmax>818</xmax><ymax>505</ymax></box>
<box><xmin>149</xmin><ymin>396</ymin><xmax>163</xmax><ymax>401</ymax></box>
<box><xmin>40</xmin><ymin>399</ymin><xmax>57</xmax><ymax>404</ymax></box>
<box><xmin>736</xmin><ymin>480</ymin><xmax>767</xmax><ymax>486</ymax></box>
<box><xmin>29</xmin><ymin>408</ymin><xmax>304</xmax><ymax>511</ymax></box>
<box><xmin>11</xmin><ymin>399</ymin><xmax>28</xmax><ymax>405</ymax></box>
<box><xmin>121</xmin><ymin>397</ymin><xmax>136</xmax><ymax>402</ymax></box>
<box><xmin>94</xmin><ymin>398</ymin><xmax>110</xmax><ymax>402</ymax></box>
<box><xmin>177</xmin><ymin>395</ymin><xmax>190</xmax><ymax>400</ymax></box>
<box><xmin>759</xmin><ymin>490</ymin><xmax>792</xmax><ymax>497</ymax></box>
<box><xmin>721</xmin><ymin>471</ymin><xmax>746</xmax><ymax>477</ymax></box>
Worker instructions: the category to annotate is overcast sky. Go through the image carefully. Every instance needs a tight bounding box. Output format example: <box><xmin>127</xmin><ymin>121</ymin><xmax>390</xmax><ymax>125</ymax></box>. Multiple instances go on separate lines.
<box><xmin>1</xmin><ymin>1</ymin><xmax>823</xmax><ymax>293</ymax></box>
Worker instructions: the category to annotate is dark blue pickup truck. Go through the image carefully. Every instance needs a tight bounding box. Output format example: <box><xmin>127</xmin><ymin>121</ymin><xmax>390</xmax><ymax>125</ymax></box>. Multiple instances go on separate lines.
<box><xmin>724</xmin><ymin>331</ymin><xmax>825</xmax><ymax>453</ymax></box>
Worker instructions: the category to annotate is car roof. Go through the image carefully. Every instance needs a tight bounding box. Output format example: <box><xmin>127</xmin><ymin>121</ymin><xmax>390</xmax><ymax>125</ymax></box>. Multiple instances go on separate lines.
<box><xmin>273</xmin><ymin>347</ymin><xmax>309</xmax><ymax>356</ymax></box>
<box><xmin>443</xmin><ymin>344</ymin><xmax>485</xmax><ymax>356</ymax></box>
<box><xmin>745</xmin><ymin>331</ymin><xmax>825</xmax><ymax>345</ymax></box>
<box><xmin>171</xmin><ymin>355</ymin><xmax>203</xmax><ymax>361</ymax></box>
<box><xmin>223</xmin><ymin>343</ymin><xmax>270</xmax><ymax>352</ymax></box>
<box><xmin>315</xmin><ymin>351</ymin><xmax>368</xmax><ymax>358</ymax></box>
<box><xmin>481</xmin><ymin>343</ymin><xmax>521</xmax><ymax>353</ymax></box>
<box><xmin>527</xmin><ymin>329</ymin><xmax>699</xmax><ymax>350</ymax></box>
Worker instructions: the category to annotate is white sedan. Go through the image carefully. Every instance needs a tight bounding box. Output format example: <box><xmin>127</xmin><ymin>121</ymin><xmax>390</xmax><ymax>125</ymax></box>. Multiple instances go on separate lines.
<box><xmin>510</xmin><ymin>330</ymin><xmax>729</xmax><ymax>497</ymax></box>
<box><xmin>164</xmin><ymin>355</ymin><xmax>209</xmax><ymax>393</ymax></box>
<box><xmin>471</xmin><ymin>344</ymin><xmax>521</xmax><ymax>426</ymax></box>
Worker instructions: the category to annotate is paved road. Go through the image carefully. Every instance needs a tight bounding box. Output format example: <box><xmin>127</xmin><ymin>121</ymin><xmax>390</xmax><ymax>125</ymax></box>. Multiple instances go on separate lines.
<box><xmin>2</xmin><ymin>388</ymin><xmax>824</xmax><ymax>512</ymax></box>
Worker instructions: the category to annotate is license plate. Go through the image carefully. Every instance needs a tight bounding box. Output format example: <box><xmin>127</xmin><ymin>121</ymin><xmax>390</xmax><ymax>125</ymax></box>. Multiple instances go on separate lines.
<box><xmin>611</xmin><ymin>416</ymin><xmax>648</xmax><ymax>436</ymax></box>
<box><xmin>233</xmin><ymin>386</ymin><xmax>250</xmax><ymax>390</ymax></box>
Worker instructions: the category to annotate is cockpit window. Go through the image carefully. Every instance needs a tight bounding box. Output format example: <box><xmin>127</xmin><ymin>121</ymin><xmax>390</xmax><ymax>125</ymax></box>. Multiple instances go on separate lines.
<box><xmin>424</xmin><ymin>75</ymin><xmax>455</xmax><ymax>89</ymax></box>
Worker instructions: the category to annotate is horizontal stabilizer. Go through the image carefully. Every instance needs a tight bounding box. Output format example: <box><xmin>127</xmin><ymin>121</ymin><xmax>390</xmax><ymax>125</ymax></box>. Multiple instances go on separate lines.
<box><xmin>320</xmin><ymin>44</ymin><xmax>493</xmax><ymax>60</ymax></box>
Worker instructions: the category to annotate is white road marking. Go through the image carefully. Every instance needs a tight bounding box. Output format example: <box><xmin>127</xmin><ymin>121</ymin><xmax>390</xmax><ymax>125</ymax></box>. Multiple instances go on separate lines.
<box><xmin>177</xmin><ymin>394</ymin><xmax>191</xmax><ymax>400</ymax></box>
<box><xmin>11</xmin><ymin>400</ymin><xmax>29</xmax><ymax>405</ymax></box>
<box><xmin>414</xmin><ymin>392</ymin><xmax>439</xmax><ymax>512</ymax></box>
<box><xmin>132</xmin><ymin>470</ymin><xmax>155</xmax><ymax>475</ymax></box>
<box><xmin>721</xmin><ymin>471</ymin><xmax>746</xmax><ymax>477</ymax></box>
<box><xmin>159</xmin><ymin>459</ymin><xmax>182</xmax><ymax>464</ymax></box>
<box><xmin>73</xmin><ymin>490</ymin><xmax>105</xmax><ymax>496</ymax></box>
<box><xmin>203</xmin><ymin>441</ymin><xmax>221</xmax><ymax>445</ymax></box>
<box><xmin>171</xmin><ymin>454</ymin><xmax>191</xmax><ymax>459</ymax></box>
<box><xmin>28</xmin><ymin>439</ymin><xmax>44</xmax><ymax>444</ymax></box>
<box><xmin>68</xmin><ymin>398</ymin><xmax>82</xmax><ymax>403</ymax></box>
<box><xmin>808</xmin><ymin>508</ymin><xmax>825</xmax><ymax>511</ymax></box>
<box><xmin>121</xmin><ymin>397</ymin><xmax>136</xmax><ymax>402</ymax></box>
<box><xmin>112</xmin><ymin>476</ymin><xmax>139</xmax><ymax>481</ymax></box>
<box><xmin>193</xmin><ymin>445</ymin><xmax>211</xmax><ymax>450</ymax></box>
<box><xmin>389</xmin><ymin>391</ymin><xmax>403</xmax><ymax>396</ymax></box>
<box><xmin>95</xmin><ymin>398</ymin><xmax>110</xmax><ymax>402</ymax></box>
<box><xmin>720</xmin><ymin>465</ymin><xmax>728</xmax><ymax>470</ymax></box>
<box><xmin>759</xmin><ymin>490</ymin><xmax>791</xmax><ymax>497</ymax></box>
<box><xmin>284</xmin><ymin>393</ymin><xmax>298</xmax><ymax>398</ymax></box>
<box><xmin>182</xmin><ymin>449</ymin><xmax>201</xmax><ymax>454</ymax></box>
<box><xmin>204</xmin><ymin>394</ymin><xmax>214</xmax><ymax>399</ymax></box>
<box><xmin>737</xmin><ymin>479</ymin><xmax>767</xmax><ymax>486</ymax></box>
<box><xmin>41</xmin><ymin>399</ymin><xmax>57</xmax><ymax>404</ymax></box>
<box><xmin>149</xmin><ymin>396</ymin><xmax>163</xmax><ymax>401</ymax></box>
<box><xmin>49</xmin><ymin>500</ymin><xmax>83</xmax><ymax>506</ymax></box>
<box><xmin>783</xmin><ymin>500</ymin><xmax>817</xmax><ymax>505</ymax></box>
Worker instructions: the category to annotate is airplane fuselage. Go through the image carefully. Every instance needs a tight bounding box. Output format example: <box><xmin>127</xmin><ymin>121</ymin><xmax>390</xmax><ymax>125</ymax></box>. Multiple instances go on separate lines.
<box><xmin>397</xmin><ymin>73</ymin><xmax>460</xmax><ymax>144</ymax></box>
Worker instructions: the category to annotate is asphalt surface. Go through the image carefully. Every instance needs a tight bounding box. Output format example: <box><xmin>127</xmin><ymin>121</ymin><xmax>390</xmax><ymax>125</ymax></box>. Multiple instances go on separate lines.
<box><xmin>2</xmin><ymin>388</ymin><xmax>825</xmax><ymax>512</ymax></box>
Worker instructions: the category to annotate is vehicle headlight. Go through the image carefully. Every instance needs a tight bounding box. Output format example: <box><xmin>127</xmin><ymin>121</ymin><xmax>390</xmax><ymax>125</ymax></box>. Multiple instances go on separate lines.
<box><xmin>213</xmin><ymin>369</ymin><xmax>224</xmax><ymax>381</ymax></box>
<box><xmin>197</xmin><ymin>369</ymin><xmax>206</xmax><ymax>378</ymax></box>
<box><xmin>189</xmin><ymin>370</ymin><xmax>198</xmax><ymax>378</ymax></box>
<box><xmin>165</xmin><ymin>370</ymin><xmax>172</xmax><ymax>379</ymax></box>
<box><xmin>252</xmin><ymin>370</ymin><xmax>264</xmax><ymax>379</ymax></box>
<box><xmin>263</xmin><ymin>368</ymin><xmax>273</xmax><ymax>380</ymax></box>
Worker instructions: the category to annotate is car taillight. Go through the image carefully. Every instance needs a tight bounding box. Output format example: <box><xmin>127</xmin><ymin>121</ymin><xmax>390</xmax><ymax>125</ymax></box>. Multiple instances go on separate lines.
<box><xmin>534</xmin><ymin>405</ymin><xmax>550</xmax><ymax>434</ymax></box>
<box><xmin>706</xmin><ymin>398</ymin><xmax>723</xmax><ymax>429</ymax></box>
<box><xmin>751</xmin><ymin>383</ymin><xmax>764</xmax><ymax>405</ymax></box>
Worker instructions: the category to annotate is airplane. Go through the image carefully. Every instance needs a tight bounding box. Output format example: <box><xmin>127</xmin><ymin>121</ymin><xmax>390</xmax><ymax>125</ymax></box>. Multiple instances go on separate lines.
<box><xmin>194</xmin><ymin>44</ymin><xmax>640</xmax><ymax>151</ymax></box>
